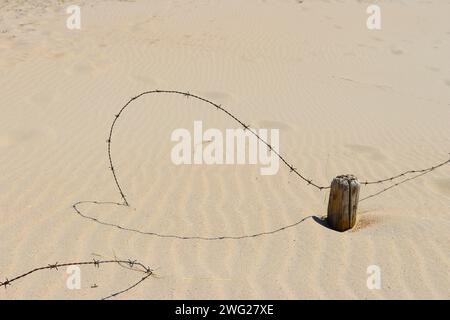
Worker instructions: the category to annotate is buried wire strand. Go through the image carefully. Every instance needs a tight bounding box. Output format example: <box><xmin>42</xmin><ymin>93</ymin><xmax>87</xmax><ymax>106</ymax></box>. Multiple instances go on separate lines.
<box><xmin>102</xmin><ymin>272</ymin><xmax>153</xmax><ymax>300</ymax></box>
<box><xmin>73</xmin><ymin>200</ymin><xmax>314</xmax><ymax>240</ymax></box>
<box><xmin>0</xmin><ymin>259</ymin><xmax>153</xmax><ymax>300</ymax></box>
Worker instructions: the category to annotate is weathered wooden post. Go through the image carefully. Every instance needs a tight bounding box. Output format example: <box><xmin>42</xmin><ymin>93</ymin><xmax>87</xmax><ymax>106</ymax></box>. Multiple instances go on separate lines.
<box><xmin>327</xmin><ymin>175</ymin><xmax>360</xmax><ymax>232</ymax></box>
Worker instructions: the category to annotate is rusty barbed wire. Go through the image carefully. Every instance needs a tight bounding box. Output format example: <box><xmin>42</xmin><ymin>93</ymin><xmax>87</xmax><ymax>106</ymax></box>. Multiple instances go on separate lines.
<box><xmin>359</xmin><ymin>157</ymin><xmax>450</xmax><ymax>186</ymax></box>
<box><xmin>360</xmin><ymin>169</ymin><xmax>435</xmax><ymax>202</ymax></box>
<box><xmin>107</xmin><ymin>90</ymin><xmax>331</xmax><ymax>208</ymax></box>
<box><xmin>0</xmin><ymin>259</ymin><xmax>153</xmax><ymax>300</ymax></box>
<box><xmin>359</xmin><ymin>156</ymin><xmax>450</xmax><ymax>202</ymax></box>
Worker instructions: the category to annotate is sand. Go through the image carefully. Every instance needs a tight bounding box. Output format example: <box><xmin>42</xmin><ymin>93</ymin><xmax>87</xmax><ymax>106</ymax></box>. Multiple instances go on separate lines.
<box><xmin>0</xmin><ymin>0</ymin><xmax>449</xmax><ymax>299</ymax></box>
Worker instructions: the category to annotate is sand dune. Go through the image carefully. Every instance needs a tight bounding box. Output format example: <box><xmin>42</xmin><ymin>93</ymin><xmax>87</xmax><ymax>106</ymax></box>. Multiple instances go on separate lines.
<box><xmin>0</xmin><ymin>0</ymin><xmax>449</xmax><ymax>299</ymax></box>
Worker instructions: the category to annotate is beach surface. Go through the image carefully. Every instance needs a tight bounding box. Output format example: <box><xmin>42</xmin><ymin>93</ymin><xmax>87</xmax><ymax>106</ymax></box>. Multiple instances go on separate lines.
<box><xmin>0</xmin><ymin>0</ymin><xmax>449</xmax><ymax>299</ymax></box>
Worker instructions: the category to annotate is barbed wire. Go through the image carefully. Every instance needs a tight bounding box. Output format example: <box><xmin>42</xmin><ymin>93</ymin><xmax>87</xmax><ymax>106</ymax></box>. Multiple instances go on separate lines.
<box><xmin>0</xmin><ymin>258</ymin><xmax>154</xmax><ymax>300</ymax></box>
<box><xmin>107</xmin><ymin>90</ymin><xmax>331</xmax><ymax>209</ymax></box>
<box><xmin>359</xmin><ymin>157</ymin><xmax>450</xmax><ymax>186</ymax></box>
<box><xmin>360</xmin><ymin>168</ymin><xmax>437</xmax><ymax>202</ymax></box>
<box><xmin>72</xmin><ymin>200</ymin><xmax>313</xmax><ymax>240</ymax></box>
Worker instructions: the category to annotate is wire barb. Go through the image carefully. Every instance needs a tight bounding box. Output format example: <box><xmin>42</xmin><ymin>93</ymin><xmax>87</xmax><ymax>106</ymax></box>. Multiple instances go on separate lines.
<box><xmin>48</xmin><ymin>263</ymin><xmax>59</xmax><ymax>270</ymax></box>
<box><xmin>1</xmin><ymin>279</ymin><xmax>11</xmax><ymax>289</ymax></box>
<box><xmin>144</xmin><ymin>266</ymin><xmax>153</xmax><ymax>274</ymax></box>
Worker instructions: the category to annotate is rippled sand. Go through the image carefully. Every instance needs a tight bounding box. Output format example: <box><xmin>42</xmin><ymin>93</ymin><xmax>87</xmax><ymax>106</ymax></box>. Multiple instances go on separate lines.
<box><xmin>0</xmin><ymin>0</ymin><xmax>449</xmax><ymax>299</ymax></box>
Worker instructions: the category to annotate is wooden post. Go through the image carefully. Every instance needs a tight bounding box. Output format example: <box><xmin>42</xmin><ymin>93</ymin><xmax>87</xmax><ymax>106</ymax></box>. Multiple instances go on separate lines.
<box><xmin>327</xmin><ymin>175</ymin><xmax>360</xmax><ymax>232</ymax></box>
